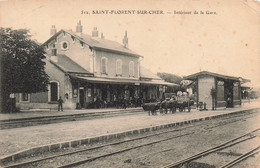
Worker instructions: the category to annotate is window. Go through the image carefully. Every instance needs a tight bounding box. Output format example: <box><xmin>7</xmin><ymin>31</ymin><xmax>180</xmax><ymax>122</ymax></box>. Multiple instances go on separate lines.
<box><xmin>61</xmin><ymin>41</ymin><xmax>69</xmax><ymax>50</ymax></box>
<box><xmin>116</xmin><ymin>59</ymin><xmax>122</xmax><ymax>75</ymax></box>
<box><xmin>20</xmin><ymin>93</ymin><xmax>29</xmax><ymax>102</ymax></box>
<box><xmin>49</xmin><ymin>82</ymin><xmax>59</xmax><ymax>102</ymax></box>
<box><xmin>63</xmin><ymin>43</ymin><xmax>67</xmax><ymax>49</ymax></box>
<box><xmin>129</xmin><ymin>61</ymin><xmax>134</xmax><ymax>77</ymax></box>
<box><xmin>101</xmin><ymin>57</ymin><xmax>108</xmax><ymax>74</ymax></box>
<box><xmin>51</xmin><ymin>49</ymin><xmax>57</xmax><ymax>56</ymax></box>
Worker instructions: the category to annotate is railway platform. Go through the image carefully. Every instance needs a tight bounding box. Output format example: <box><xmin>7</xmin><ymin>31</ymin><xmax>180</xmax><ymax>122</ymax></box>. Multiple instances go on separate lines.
<box><xmin>0</xmin><ymin>101</ymin><xmax>259</xmax><ymax>163</ymax></box>
<box><xmin>0</xmin><ymin>107</ymin><xmax>143</xmax><ymax>121</ymax></box>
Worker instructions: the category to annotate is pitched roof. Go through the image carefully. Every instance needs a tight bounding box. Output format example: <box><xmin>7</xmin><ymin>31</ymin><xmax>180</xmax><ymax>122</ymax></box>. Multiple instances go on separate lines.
<box><xmin>43</xmin><ymin>29</ymin><xmax>142</xmax><ymax>58</ymax></box>
<box><xmin>140</xmin><ymin>66</ymin><xmax>161</xmax><ymax>80</ymax></box>
<box><xmin>49</xmin><ymin>54</ymin><xmax>92</xmax><ymax>74</ymax></box>
<box><xmin>183</xmin><ymin>71</ymin><xmax>250</xmax><ymax>82</ymax></box>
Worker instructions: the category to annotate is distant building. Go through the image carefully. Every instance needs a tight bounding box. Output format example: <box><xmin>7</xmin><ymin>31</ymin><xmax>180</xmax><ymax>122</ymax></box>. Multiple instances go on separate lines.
<box><xmin>16</xmin><ymin>21</ymin><xmax>176</xmax><ymax>110</ymax></box>
<box><xmin>183</xmin><ymin>71</ymin><xmax>250</xmax><ymax>109</ymax></box>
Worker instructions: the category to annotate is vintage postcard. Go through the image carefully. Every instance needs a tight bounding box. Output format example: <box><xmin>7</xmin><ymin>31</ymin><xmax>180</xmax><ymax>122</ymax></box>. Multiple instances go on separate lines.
<box><xmin>0</xmin><ymin>0</ymin><xmax>260</xmax><ymax>167</ymax></box>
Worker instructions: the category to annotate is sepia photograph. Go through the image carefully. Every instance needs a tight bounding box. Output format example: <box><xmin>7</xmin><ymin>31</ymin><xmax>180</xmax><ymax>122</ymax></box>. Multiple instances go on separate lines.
<box><xmin>0</xmin><ymin>0</ymin><xmax>260</xmax><ymax>167</ymax></box>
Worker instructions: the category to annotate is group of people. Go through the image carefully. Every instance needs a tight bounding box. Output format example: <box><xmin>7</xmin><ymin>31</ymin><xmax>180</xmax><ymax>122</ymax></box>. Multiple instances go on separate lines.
<box><xmin>94</xmin><ymin>97</ymin><xmax>143</xmax><ymax>109</ymax></box>
<box><xmin>56</xmin><ymin>92</ymin><xmax>193</xmax><ymax>111</ymax></box>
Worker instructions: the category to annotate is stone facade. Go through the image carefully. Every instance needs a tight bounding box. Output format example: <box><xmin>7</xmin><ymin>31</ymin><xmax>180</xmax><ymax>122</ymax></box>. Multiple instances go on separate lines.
<box><xmin>95</xmin><ymin>50</ymin><xmax>139</xmax><ymax>79</ymax></box>
<box><xmin>16</xmin><ymin>22</ymin><xmax>171</xmax><ymax>110</ymax></box>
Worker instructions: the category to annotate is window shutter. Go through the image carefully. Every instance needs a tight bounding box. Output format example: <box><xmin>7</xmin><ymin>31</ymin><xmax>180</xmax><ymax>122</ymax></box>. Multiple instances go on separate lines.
<box><xmin>129</xmin><ymin>61</ymin><xmax>134</xmax><ymax>76</ymax></box>
<box><xmin>101</xmin><ymin>58</ymin><xmax>107</xmax><ymax>74</ymax></box>
<box><xmin>116</xmin><ymin>60</ymin><xmax>122</xmax><ymax>75</ymax></box>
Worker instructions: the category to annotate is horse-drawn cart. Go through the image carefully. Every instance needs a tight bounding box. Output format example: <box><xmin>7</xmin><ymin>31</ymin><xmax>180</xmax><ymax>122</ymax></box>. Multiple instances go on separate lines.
<box><xmin>142</xmin><ymin>94</ymin><xmax>194</xmax><ymax>115</ymax></box>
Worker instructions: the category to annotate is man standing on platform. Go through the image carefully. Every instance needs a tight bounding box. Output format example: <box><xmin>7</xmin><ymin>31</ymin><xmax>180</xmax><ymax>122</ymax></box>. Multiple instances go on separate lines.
<box><xmin>58</xmin><ymin>96</ymin><xmax>63</xmax><ymax>111</ymax></box>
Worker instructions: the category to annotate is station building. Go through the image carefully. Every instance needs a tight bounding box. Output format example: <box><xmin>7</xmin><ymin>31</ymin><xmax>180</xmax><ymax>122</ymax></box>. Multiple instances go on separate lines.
<box><xmin>16</xmin><ymin>21</ymin><xmax>176</xmax><ymax>110</ymax></box>
<box><xmin>183</xmin><ymin>71</ymin><xmax>250</xmax><ymax>109</ymax></box>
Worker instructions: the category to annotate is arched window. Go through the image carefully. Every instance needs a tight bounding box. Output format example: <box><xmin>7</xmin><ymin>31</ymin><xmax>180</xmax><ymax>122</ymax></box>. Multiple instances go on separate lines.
<box><xmin>101</xmin><ymin>57</ymin><xmax>108</xmax><ymax>74</ymax></box>
<box><xmin>48</xmin><ymin>81</ymin><xmax>59</xmax><ymax>102</ymax></box>
<box><xmin>129</xmin><ymin>61</ymin><xmax>134</xmax><ymax>77</ymax></box>
<box><xmin>116</xmin><ymin>59</ymin><xmax>122</xmax><ymax>75</ymax></box>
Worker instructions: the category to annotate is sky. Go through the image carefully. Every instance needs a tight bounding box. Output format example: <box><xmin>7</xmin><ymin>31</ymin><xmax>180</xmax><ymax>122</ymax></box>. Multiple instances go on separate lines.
<box><xmin>0</xmin><ymin>0</ymin><xmax>260</xmax><ymax>86</ymax></box>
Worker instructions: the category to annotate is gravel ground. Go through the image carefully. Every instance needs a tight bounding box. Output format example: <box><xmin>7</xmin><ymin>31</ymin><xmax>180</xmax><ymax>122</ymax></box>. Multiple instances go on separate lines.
<box><xmin>3</xmin><ymin>110</ymin><xmax>259</xmax><ymax>168</ymax></box>
<box><xmin>72</xmin><ymin>111</ymin><xmax>260</xmax><ymax>168</ymax></box>
<box><xmin>1</xmin><ymin>106</ymin><xmax>257</xmax><ymax>156</ymax></box>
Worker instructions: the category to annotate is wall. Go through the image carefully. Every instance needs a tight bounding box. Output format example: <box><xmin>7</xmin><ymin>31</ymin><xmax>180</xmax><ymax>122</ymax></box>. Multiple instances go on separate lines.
<box><xmin>45</xmin><ymin>33</ymin><xmax>93</xmax><ymax>72</ymax></box>
<box><xmin>217</xmin><ymin>80</ymin><xmax>225</xmax><ymax>107</ymax></box>
<box><xmin>95</xmin><ymin>50</ymin><xmax>139</xmax><ymax>79</ymax></box>
<box><xmin>233</xmin><ymin>83</ymin><xmax>240</xmax><ymax>100</ymax></box>
<box><xmin>30</xmin><ymin>92</ymin><xmax>48</xmax><ymax>103</ymax></box>
<box><xmin>45</xmin><ymin>59</ymin><xmax>66</xmax><ymax>102</ymax></box>
<box><xmin>16</xmin><ymin>59</ymin><xmax>72</xmax><ymax>110</ymax></box>
<box><xmin>233</xmin><ymin>82</ymin><xmax>241</xmax><ymax>107</ymax></box>
<box><xmin>198</xmin><ymin>75</ymin><xmax>215</xmax><ymax>109</ymax></box>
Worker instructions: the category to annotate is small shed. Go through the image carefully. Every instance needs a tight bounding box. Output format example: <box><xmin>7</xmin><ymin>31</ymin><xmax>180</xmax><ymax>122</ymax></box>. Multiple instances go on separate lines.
<box><xmin>183</xmin><ymin>71</ymin><xmax>250</xmax><ymax>109</ymax></box>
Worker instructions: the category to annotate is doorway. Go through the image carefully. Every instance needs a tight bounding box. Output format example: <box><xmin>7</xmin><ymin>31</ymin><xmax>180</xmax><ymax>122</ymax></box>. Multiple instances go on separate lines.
<box><xmin>224</xmin><ymin>81</ymin><xmax>233</xmax><ymax>108</ymax></box>
<box><xmin>50</xmin><ymin>82</ymin><xmax>58</xmax><ymax>101</ymax></box>
<box><xmin>79</xmin><ymin>89</ymin><xmax>85</xmax><ymax>108</ymax></box>
<box><xmin>101</xmin><ymin>86</ymin><xmax>107</xmax><ymax>101</ymax></box>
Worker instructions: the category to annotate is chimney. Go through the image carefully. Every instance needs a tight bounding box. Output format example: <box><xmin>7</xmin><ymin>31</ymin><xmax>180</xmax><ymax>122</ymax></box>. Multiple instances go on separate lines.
<box><xmin>101</xmin><ymin>32</ymin><xmax>104</xmax><ymax>39</ymax></box>
<box><xmin>50</xmin><ymin>25</ymin><xmax>57</xmax><ymax>36</ymax></box>
<box><xmin>92</xmin><ymin>27</ymin><xmax>99</xmax><ymax>37</ymax></box>
<box><xmin>122</xmin><ymin>30</ymin><xmax>128</xmax><ymax>48</ymax></box>
<box><xmin>76</xmin><ymin>20</ymin><xmax>83</xmax><ymax>34</ymax></box>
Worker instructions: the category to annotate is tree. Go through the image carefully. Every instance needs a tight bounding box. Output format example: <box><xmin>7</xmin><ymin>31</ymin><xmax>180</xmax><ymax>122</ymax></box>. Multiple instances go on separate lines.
<box><xmin>0</xmin><ymin>28</ymin><xmax>49</xmax><ymax>112</ymax></box>
<box><xmin>157</xmin><ymin>72</ymin><xmax>184</xmax><ymax>93</ymax></box>
<box><xmin>157</xmin><ymin>72</ymin><xmax>183</xmax><ymax>84</ymax></box>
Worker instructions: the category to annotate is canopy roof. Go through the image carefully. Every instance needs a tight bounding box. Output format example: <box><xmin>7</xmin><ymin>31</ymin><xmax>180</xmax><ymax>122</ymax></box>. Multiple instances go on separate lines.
<box><xmin>241</xmin><ymin>82</ymin><xmax>253</xmax><ymax>88</ymax></box>
<box><xmin>140</xmin><ymin>79</ymin><xmax>179</xmax><ymax>86</ymax></box>
<box><xmin>140</xmin><ymin>66</ymin><xmax>161</xmax><ymax>80</ymax></box>
<box><xmin>183</xmin><ymin>71</ymin><xmax>250</xmax><ymax>83</ymax></box>
<box><xmin>70</xmin><ymin>75</ymin><xmax>178</xmax><ymax>86</ymax></box>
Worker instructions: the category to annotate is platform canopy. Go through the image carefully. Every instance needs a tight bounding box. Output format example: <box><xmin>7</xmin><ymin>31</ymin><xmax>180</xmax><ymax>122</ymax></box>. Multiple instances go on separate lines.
<box><xmin>140</xmin><ymin>79</ymin><xmax>179</xmax><ymax>86</ymax></box>
<box><xmin>183</xmin><ymin>71</ymin><xmax>250</xmax><ymax>83</ymax></box>
<box><xmin>241</xmin><ymin>82</ymin><xmax>253</xmax><ymax>89</ymax></box>
<box><xmin>70</xmin><ymin>75</ymin><xmax>178</xmax><ymax>86</ymax></box>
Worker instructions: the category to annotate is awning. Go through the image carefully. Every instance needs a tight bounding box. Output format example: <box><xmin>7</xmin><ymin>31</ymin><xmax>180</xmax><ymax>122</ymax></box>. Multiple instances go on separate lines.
<box><xmin>70</xmin><ymin>75</ymin><xmax>178</xmax><ymax>86</ymax></box>
<box><xmin>140</xmin><ymin>80</ymin><xmax>179</xmax><ymax>86</ymax></box>
<box><xmin>71</xmin><ymin>76</ymin><xmax>141</xmax><ymax>85</ymax></box>
<box><xmin>241</xmin><ymin>82</ymin><xmax>253</xmax><ymax>88</ymax></box>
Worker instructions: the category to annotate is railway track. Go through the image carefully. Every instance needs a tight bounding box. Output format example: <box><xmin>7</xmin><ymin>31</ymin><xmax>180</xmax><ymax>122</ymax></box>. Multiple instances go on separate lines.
<box><xmin>0</xmin><ymin>109</ymin><xmax>144</xmax><ymax>129</ymax></box>
<box><xmin>161</xmin><ymin>128</ymin><xmax>260</xmax><ymax>168</ymax></box>
<box><xmin>220</xmin><ymin>146</ymin><xmax>260</xmax><ymax>168</ymax></box>
<box><xmin>2</xmin><ymin>111</ymin><xmax>258</xmax><ymax>168</ymax></box>
<box><xmin>3</xmin><ymin>128</ymin><xmax>195</xmax><ymax>168</ymax></box>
